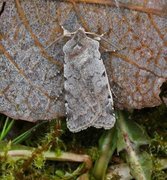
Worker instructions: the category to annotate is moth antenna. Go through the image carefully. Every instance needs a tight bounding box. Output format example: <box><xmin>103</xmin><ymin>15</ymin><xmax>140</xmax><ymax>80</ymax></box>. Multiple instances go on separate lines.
<box><xmin>98</xmin><ymin>36</ymin><xmax>124</xmax><ymax>51</ymax></box>
<box><xmin>45</xmin><ymin>34</ymin><xmax>65</xmax><ymax>49</ymax></box>
<box><xmin>85</xmin><ymin>31</ymin><xmax>124</xmax><ymax>51</ymax></box>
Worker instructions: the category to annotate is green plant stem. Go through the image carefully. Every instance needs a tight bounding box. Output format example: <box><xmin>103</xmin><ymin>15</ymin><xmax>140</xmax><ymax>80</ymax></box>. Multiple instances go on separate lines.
<box><xmin>93</xmin><ymin>128</ymin><xmax>117</xmax><ymax>180</ymax></box>
<box><xmin>0</xmin><ymin>117</ymin><xmax>14</xmax><ymax>140</ymax></box>
<box><xmin>106</xmin><ymin>158</ymin><xmax>167</xmax><ymax>179</ymax></box>
<box><xmin>12</xmin><ymin>121</ymin><xmax>46</xmax><ymax>144</ymax></box>
<box><xmin>117</xmin><ymin>111</ymin><xmax>147</xmax><ymax>180</ymax></box>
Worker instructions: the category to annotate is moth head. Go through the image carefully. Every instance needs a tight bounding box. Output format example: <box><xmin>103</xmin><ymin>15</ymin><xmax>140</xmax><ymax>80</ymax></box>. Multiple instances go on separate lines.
<box><xmin>73</xmin><ymin>28</ymin><xmax>87</xmax><ymax>44</ymax></box>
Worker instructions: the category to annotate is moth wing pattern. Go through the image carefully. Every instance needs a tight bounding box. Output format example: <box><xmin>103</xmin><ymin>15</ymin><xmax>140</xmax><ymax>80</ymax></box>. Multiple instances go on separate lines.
<box><xmin>63</xmin><ymin>28</ymin><xmax>115</xmax><ymax>132</ymax></box>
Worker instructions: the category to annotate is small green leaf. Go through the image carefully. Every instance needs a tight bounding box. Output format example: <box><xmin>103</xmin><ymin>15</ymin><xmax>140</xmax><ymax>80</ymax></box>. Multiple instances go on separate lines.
<box><xmin>55</xmin><ymin>148</ymin><xmax>62</xmax><ymax>156</ymax></box>
<box><xmin>124</xmin><ymin>118</ymin><xmax>150</xmax><ymax>146</ymax></box>
<box><xmin>116</xmin><ymin>111</ymin><xmax>150</xmax><ymax>153</ymax></box>
<box><xmin>55</xmin><ymin>170</ymin><xmax>65</xmax><ymax>177</ymax></box>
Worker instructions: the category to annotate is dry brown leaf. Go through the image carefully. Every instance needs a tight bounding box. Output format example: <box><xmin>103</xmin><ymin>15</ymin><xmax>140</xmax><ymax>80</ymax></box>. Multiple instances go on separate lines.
<box><xmin>0</xmin><ymin>0</ymin><xmax>166</xmax><ymax>121</ymax></box>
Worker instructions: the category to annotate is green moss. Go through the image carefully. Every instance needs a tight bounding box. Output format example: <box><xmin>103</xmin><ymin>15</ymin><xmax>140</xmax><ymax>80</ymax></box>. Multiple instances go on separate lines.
<box><xmin>0</xmin><ymin>104</ymin><xmax>167</xmax><ymax>179</ymax></box>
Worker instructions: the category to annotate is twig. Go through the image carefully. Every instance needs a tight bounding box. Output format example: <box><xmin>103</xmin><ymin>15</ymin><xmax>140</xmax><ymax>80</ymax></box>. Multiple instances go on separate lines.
<box><xmin>0</xmin><ymin>150</ymin><xmax>92</xmax><ymax>170</ymax></box>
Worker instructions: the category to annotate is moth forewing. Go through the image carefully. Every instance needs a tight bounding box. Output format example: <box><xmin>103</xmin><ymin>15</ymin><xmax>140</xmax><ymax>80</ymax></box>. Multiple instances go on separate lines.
<box><xmin>63</xmin><ymin>28</ymin><xmax>115</xmax><ymax>132</ymax></box>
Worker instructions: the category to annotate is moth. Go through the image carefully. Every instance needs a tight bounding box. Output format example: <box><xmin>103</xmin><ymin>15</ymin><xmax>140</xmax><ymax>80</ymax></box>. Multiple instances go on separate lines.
<box><xmin>63</xmin><ymin>28</ymin><xmax>116</xmax><ymax>132</ymax></box>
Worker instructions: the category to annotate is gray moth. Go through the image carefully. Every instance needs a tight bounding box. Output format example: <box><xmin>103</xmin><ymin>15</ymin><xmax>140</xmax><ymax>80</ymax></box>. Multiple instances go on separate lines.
<box><xmin>63</xmin><ymin>28</ymin><xmax>116</xmax><ymax>132</ymax></box>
